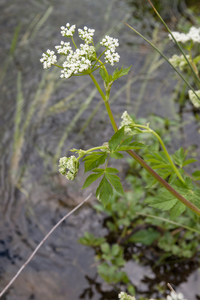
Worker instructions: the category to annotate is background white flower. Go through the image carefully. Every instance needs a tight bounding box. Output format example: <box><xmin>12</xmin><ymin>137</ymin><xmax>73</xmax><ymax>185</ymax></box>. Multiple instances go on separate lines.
<box><xmin>40</xmin><ymin>49</ymin><xmax>57</xmax><ymax>69</ymax></box>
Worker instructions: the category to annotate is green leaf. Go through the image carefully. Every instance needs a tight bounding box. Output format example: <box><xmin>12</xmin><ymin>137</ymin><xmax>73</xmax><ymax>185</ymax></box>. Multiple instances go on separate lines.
<box><xmin>101</xmin><ymin>242</ymin><xmax>110</xmax><ymax>254</ymax></box>
<box><xmin>128</xmin><ymin>228</ymin><xmax>160</xmax><ymax>245</ymax></box>
<box><xmin>110</xmin><ymin>152</ymin><xmax>124</xmax><ymax>159</ymax></box>
<box><xmin>112</xmin><ymin>66</ymin><xmax>132</xmax><ymax>81</ymax></box>
<box><xmin>106</xmin><ymin>167</ymin><xmax>119</xmax><ymax>173</ymax></box>
<box><xmin>82</xmin><ymin>173</ymin><xmax>103</xmax><ymax>189</ymax></box>
<box><xmin>96</xmin><ymin>175</ymin><xmax>113</xmax><ymax>207</ymax></box>
<box><xmin>99</xmin><ymin>67</ymin><xmax>108</xmax><ymax>83</ymax></box>
<box><xmin>92</xmin><ymin>168</ymin><xmax>105</xmax><ymax>173</ymax></box>
<box><xmin>108</xmin><ymin>127</ymin><xmax>124</xmax><ymax>151</ymax></box>
<box><xmin>111</xmin><ymin>244</ymin><xmax>120</xmax><ymax>256</ymax></box>
<box><xmin>192</xmin><ymin>170</ymin><xmax>200</xmax><ymax>181</ymax></box>
<box><xmin>170</xmin><ymin>201</ymin><xmax>186</xmax><ymax>219</ymax></box>
<box><xmin>182</xmin><ymin>159</ymin><xmax>197</xmax><ymax>167</ymax></box>
<box><xmin>106</xmin><ymin>173</ymin><xmax>124</xmax><ymax>195</ymax></box>
<box><xmin>83</xmin><ymin>152</ymin><xmax>107</xmax><ymax>173</ymax></box>
<box><xmin>173</xmin><ymin>148</ymin><xmax>186</xmax><ymax>168</ymax></box>
<box><xmin>120</xmin><ymin>136</ymin><xmax>133</xmax><ymax>146</ymax></box>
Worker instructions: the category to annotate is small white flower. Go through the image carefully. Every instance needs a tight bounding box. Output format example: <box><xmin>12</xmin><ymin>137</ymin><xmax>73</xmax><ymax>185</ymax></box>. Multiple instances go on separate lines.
<box><xmin>61</xmin><ymin>23</ymin><xmax>76</xmax><ymax>37</ymax></box>
<box><xmin>58</xmin><ymin>156</ymin><xmax>79</xmax><ymax>180</ymax></box>
<box><xmin>100</xmin><ymin>35</ymin><xmax>119</xmax><ymax>52</ymax></box>
<box><xmin>104</xmin><ymin>50</ymin><xmax>120</xmax><ymax>66</ymax></box>
<box><xmin>60</xmin><ymin>44</ymin><xmax>93</xmax><ymax>78</ymax></box>
<box><xmin>55</xmin><ymin>41</ymin><xmax>72</xmax><ymax>55</ymax></box>
<box><xmin>100</xmin><ymin>35</ymin><xmax>120</xmax><ymax>65</ymax></box>
<box><xmin>78</xmin><ymin>26</ymin><xmax>95</xmax><ymax>44</ymax></box>
<box><xmin>188</xmin><ymin>90</ymin><xmax>200</xmax><ymax>108</ymax></box>
<box><xmin>169</xmin><ymin>26</ymin><xmax>200</xmax><ymax>43</ymax></box>
<box><xmin>40</xmin><ymin>49</ymin><xmax>57</xmax><ymax>69</ymax></box>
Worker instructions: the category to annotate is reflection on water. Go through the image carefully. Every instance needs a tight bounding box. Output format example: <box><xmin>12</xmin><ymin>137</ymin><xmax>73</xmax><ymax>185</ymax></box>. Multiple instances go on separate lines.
<box><xmin>0</xmin><ymin>0</ymin><xmax>200</xmax><ymax>299</ymax></box>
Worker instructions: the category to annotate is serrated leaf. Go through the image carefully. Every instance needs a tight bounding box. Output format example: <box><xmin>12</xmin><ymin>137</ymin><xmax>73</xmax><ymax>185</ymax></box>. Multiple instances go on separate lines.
<box><xmin>96</xmin><ymin>175</ymin><xmax>113</xmax><ymax>207</ymax></box>
<box><xmin>110</xmin><ymin>152</ymin><xmax>124</xmax><ymax>159</ymax></box>
<box><xmin>170</xmin><ymin>201</ymin><xmax>186</xmax><ymax>219</ymax></box>
<box><xmin>83</xmin><ymin>152</ymin><xmax>107</xmax><ymax>173</ymax></box>
<box><xmin>112</xmin><ymin>66</ymin><xmax>132</xmax><ymax>81</ymax></box>
<box><xmin>182</xmin><ymin>159</ymin><xmax>197</xmax><ymax>167</ymax></box>
<box><xmin>106</xmin><ymin>167</ymin><xmax>119</xmax><ymax>173</ymax></box>
<box><xmin>105</xmin><ymin>173</ymin><xmax>124</xmax><ymax>195</ymax></box>
<box><xmin>99</xmin><ymin>67</ymin><xmax>108</xmax><ymax>83</ymax></box>
<box><xmin>82</xmin><ymin>173</ymin><xmax>103</xmax><ymax>189</ymax></box>
<box><xmin>108</xmin><ymin>127</ymin><xmax>124</xmax><ymax>151</ymax></box>
<box><xmin>192</xmin><ymin>170</ymin><xmax>200</xmax><ymax>181</ymax></box>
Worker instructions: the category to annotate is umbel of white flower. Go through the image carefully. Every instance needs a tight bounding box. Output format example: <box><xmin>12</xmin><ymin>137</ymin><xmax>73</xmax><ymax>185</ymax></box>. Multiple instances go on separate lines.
<box><xmin>166</xmin><ymin>291</ymin><xmax>187</xmax><ymax>300</ymax></box>
<box><xmin>188</xmin><ymin>90</ymin><xmax>200</xmax><ymax>108</ymax></box>
<box><xmin>58</xmin><ymin>156</ymin><xmax>79</xmax><ymax>180</ymax></box>
<box><xmin>40</xmin><ymin>23</ymin><xmax>120</xmax><ymax>76</ymax></box>
<box><xmin>118</xmin><ymin>292</ymin><xmax>135</xmax><ymax>300</ymax></box>
<box><xmin>169</xmin><ymin>26</ymin><xmax>200</xmax><ymax>43</ymax></box>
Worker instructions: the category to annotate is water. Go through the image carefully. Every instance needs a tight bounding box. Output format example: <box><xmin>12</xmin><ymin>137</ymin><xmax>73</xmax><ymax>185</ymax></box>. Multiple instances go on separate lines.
<box><xmin>0</xmin><ymin>0</ymin><xmax>200</xmax><ymax>299</ymax></box>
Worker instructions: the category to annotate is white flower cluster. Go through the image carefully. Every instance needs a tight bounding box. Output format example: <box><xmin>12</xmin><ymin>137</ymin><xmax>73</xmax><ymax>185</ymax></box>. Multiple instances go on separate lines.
<box><xmin>166</xmin><ymin>291</ymin><xmax>187</xmax><ymax>300</ymax></box>
<box><xmin>119</xmin><ymin>111</ymin><xmax>135</xmax><ymax>135</ymax></box>
<box><xmin>100</xmin><ymin>35</ymin><xmax>120</xmax><ymax>66</ymax></box>
<box><xmin>169</xmin><ymin>26</ymin><xmax>200</xmax><ymax>43</ymax></box>
<box><xmin>78</xmin><ymin>26</ymin><xmax>95</xmax><ymax>44</ymax></box>
<box><xmin>118</xmin><ymin>292</ymin><xmax>135</xmax><ymax>300</ymax></box>
<box><xmin>58</xmin><ymin>156</ymin><xmax>79</xmax><ymax>180</ymax></box>
<box><xmin>188</xmin><ymin>90</ymin><xmax>200</xmax><ymax>108</ymax></box>
<box><xmin>40</xmin><ymin>49</ymin><xmax>57</xmax><ymax>69</ymax></box>
<box><xmin>61</xmin><ymin>23</ymin><xmax>76</xmax><ymax>37</ymax></box>
<box><xmin>40</xmin><ymin>23</ymin><xmax>120</xmax><ymax>73</ymax></box>
<box><xmin>169</xmin><ymin>54</ymin><xmax>190</xmax><ymax>71</ymax></box>
<box><xmin>55</xmin><ymin>41</ymin><xmax>72</xmax><ymax>55</ymax></box>
<box><xmin>60</xmin><ymin>44</ymin><xmax>95</xmax><ymax>78</ymax></box>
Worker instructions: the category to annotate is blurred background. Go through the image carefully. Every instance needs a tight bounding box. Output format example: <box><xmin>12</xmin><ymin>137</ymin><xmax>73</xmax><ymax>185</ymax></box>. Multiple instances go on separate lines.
<box><xmin>0</xmin><ymin>0</ymin><xmax>200</xmax><ymax>299</ymax></box>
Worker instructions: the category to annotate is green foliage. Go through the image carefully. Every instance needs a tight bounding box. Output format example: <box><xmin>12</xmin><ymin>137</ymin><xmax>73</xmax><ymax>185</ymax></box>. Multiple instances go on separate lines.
<box><xmin>78</xmin><ymin>232</ymin><xmax>105</xmax><ymax>247</ymax></box>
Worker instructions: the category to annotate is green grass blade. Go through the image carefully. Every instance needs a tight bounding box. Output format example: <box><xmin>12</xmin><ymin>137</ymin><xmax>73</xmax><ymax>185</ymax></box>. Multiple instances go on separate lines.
<box><xmin>147</xmin><ymin>0</ymin><xmax>200</xmax><ymax>87</ymax></box>
<box><xmin>124</xmin><ymin>21</ymin><xmax>200</xmax><ymax>101</ymax></box>
<box><xmin>10</xmin><ymin>23</ymin><xmax>21</xmax><ymax>55</ymax></box>
<box><xmin>136</xmin><ymin>212</ymin><xmax>200</xmax><ymax>234</ymax></box>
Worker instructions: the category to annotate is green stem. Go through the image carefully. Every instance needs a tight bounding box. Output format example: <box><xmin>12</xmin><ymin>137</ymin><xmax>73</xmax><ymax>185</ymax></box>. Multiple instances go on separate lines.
<box><xmin>80</xmin><ymin>146</ymin><xmax>108</xmax><ymax>158</ymax></box>
<box><xmin>71</xmin><ymin>37</ymin><xmax>77</xmax><ymax>49</ymax></box>
<box><xmin>88</xmin><ymin>74</ymin><xmax>200</xmax><ymax>217</ymax></box>
<box><xmin>133</xmin><ymin>124</ymin><xmax>185</xmax><ymax>184</ymax></box>
<box><xmin>89</xmin><ymin>73</ymin><xmax>106</xmax><ymax>101</ymax></box>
